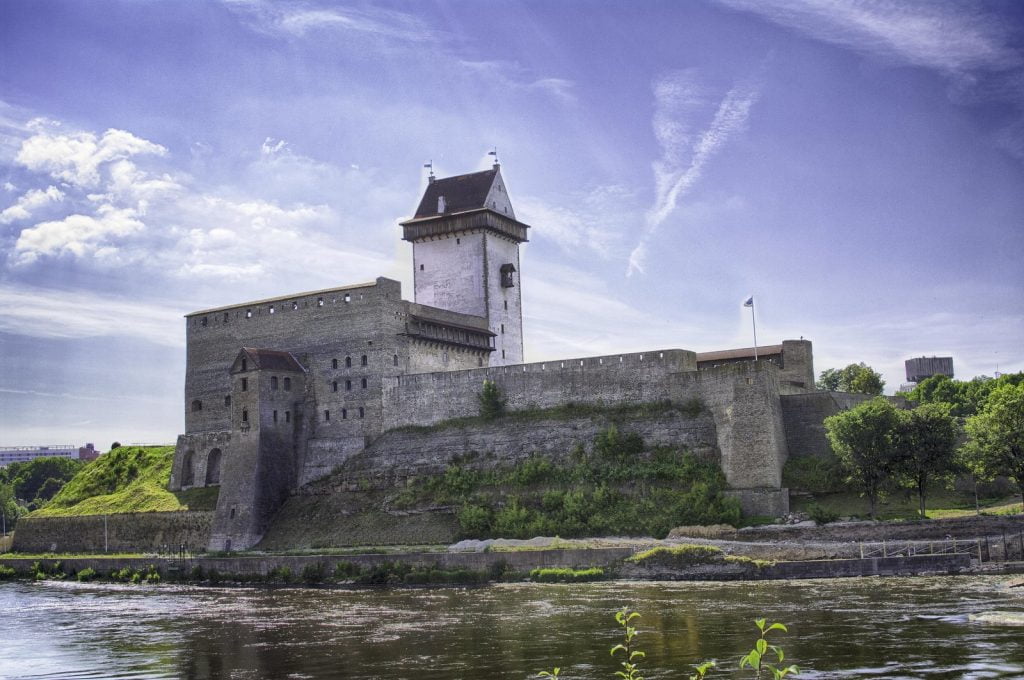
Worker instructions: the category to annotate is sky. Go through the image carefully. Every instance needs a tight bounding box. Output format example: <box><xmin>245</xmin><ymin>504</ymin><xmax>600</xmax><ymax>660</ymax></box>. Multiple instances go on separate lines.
<box><xmin>1</xmin><ymin>0</ymin><xmax>1022</xmax><ymax>447</ymax></box>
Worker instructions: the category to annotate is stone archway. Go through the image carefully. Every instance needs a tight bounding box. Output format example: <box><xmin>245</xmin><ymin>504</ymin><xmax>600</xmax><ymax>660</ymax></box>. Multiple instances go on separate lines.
<box><xmin>205</xmin><ymin>448</ymin><xmax>222</xmax><ymax>485</ymax></box>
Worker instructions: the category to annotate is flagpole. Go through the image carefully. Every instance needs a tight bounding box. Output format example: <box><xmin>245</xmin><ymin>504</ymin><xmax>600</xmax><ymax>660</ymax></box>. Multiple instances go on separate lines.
<box><xmin>751</xmin><ymin>302</ymin><xmax>758</xmax><ymax>360</ymax></box>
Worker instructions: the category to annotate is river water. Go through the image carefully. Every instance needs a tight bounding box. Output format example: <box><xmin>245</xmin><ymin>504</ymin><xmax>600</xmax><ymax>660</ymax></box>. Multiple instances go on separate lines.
<box><xmin>2</xmin><ymin>576</ymin><xmax>1023</xmax><ymax>679</ymax></box>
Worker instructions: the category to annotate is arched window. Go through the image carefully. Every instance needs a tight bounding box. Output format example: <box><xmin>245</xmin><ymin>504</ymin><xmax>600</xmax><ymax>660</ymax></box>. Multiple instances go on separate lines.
<box><xmin>181</xmin><ymin>450</ymin><xmax>195</xmax><ymax>487</ymax></box>
<box><xmin>345</xmin><ymin>379</ymin><xmax>352</xmax><ymax>391</ymax></box>
<box><xmin>360</xmin><ymin>355</ymin><xmax>367</xmax><ymax>366</ymax></box>
<box><xmin>191</xmin><ymin>399</ymin><xmax>203</xmax><ymax>412</ymax></box>
<box><xmin>271</xmin><ymin>376</ymin><xmax>278</xmax><ymax>390</ymax></box>
<box><xmin>345</xmin><ymin>356</ymin><xmax>352</xmax><ymax>368</ymax></box>
<box><xmin>361</xmin><ymin>378</ymin><xmax>367</xmax><ymax>389</ymax></box>
<box><xmin>205</xmin><ymin>448</ymin><xmax>222</xmax><ymax>485</ymax></box>
<box><xmin>242</xmin><ymin>409</ymin><xmax>248</xmax><ymax>423</ymax></box>
<box><xmin>283</xmin><ymin>377</ymin><xmax>291</xmax><ymax>391</ymax></box>
<box><xmin>332</xmin><ymin>358</ymin><xmax>338</xmax><ymax>369</ymax></box>
<box><xmin>393</xmin><ymin>354</ymin><xmax>398</xmax><ymax>366</ymax></box>
<box><xmin>333</xmin><ymin>381</ymin><xmax>338</xmax><ymax>392</ymax></box>
<box><xmin>359</xmin><ymin>407</ymin><xmax>365</xmax><ymax>419</ymax></box>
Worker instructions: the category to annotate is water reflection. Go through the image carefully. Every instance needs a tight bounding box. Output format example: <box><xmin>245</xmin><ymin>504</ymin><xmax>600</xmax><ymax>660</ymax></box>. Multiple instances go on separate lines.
<box><xmin>1</xmin><ymin>576</ymin><xmax>1021</xmax><ymax>679</ymax></box>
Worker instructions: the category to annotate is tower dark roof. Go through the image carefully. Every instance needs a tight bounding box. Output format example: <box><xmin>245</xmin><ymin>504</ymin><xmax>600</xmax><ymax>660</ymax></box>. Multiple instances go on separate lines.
<box><xmin>236</xmin><ymin>348</ymin><xmax>305</xmax><ymax>372</ymax></box>
<box><xmin>414</xmin><ymin>169</ymin><xmax>497</xmax><ymax>218</ymax></box>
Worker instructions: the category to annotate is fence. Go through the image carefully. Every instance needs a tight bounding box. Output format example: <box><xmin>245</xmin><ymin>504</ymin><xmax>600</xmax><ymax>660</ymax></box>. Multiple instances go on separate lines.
<box><xmin>859</xmin><ymin>530</ymin><xmax>1024</xmax><ymax>563</ymax></box>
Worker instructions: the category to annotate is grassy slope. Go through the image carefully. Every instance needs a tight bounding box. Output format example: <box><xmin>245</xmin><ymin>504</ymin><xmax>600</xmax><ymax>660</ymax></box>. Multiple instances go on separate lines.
<box><xmin>30</xmin><ymin>446</ymin><xmax>218</xmax><ymax>517</ymax></box>
<box><xmin>790</xmin><ymin>487</ymin><xmax>1022</xmax><ymax>521</ymax></box>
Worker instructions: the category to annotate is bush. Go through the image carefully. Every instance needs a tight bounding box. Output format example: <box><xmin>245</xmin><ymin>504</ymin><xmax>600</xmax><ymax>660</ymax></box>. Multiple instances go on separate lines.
<box><xmin>302</xmin><ymin>562</ymin><xmax>326</xmax><ymax>584</ymax></box>
<box><xmin>478</xmin><ymin>380</ymin><xmax>506</xmax><ymax>420</ymax></box>
<box><xmin>530</xmin><ymin>567</ymin><xmax>605</xmax><ymax>583</ymax></box>
<box><xmin>333</xmin><ymin>561</ymin><xmax>363</xmax><ymax>579</ymax></box>
<box><xmin>0</xmin><ymin>564</ymin><xmax>15</xmax><ymax>580</ymax></box>
<box><xmin>76</xmin><ymin>567</ymin><xmax>97</xmax><ymax>582</ymax></box>
<box><xmin>267</xmin><ymin>566</ymin><xmax>292</xmax><ymax>583</ymax></box>
<box><xmin>627</xmin><ymin>544</ymin><xmax>724</xmax><ymax>567</ymax></box>
<box><xmin>807</xmin><ymin>503</ymin><xmax>840</xmax><ymax>525</ymax></box>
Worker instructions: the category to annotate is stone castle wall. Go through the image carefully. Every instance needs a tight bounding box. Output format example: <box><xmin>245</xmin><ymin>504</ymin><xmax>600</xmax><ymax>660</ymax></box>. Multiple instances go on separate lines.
<box><xmin>12</xmin><ymin>512</ymin><xmax>213</xmax><ymax>554</ymax></box>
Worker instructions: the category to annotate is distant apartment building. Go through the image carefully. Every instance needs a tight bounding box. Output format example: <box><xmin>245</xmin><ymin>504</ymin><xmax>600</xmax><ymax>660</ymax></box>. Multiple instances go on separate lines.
<box><xmin>0</xmin><ymin>443</ymin><xmax>101</xmax><ymax>467</ymax></box>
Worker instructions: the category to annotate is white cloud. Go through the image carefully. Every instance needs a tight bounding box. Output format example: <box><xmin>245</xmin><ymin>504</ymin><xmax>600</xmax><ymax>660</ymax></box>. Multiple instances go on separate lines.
<box><xmin>0</xmin><ymin>185</ymin><xmax>64</xmax><ymax>224</ymax></box>
<box><xmin>516</xmin><ymin>184</ymin><xmax>635</xmax><ymax>259</ymax></box>
<box><xmin>0</xmin><ymin>283</ymin><xmax>184</xmax><ymax>347</ymax></box>
<box><xmin>628</xmin><ymin>70</ymin><xmax>761</xmax><ymax>276</ymax></box>
<box><xmin>458</xmin><ymin>60</ymin><xmax>577</xmax><ymax>105</ymax></box>
<box><xmin>714</xmin><ymin>0</ymin><xmax>1021</xmax><ymax>76</ymax></box>
<box><xmin>224</xmin><ymin>1</ymin><xmax>435</xmax><ymax>43</ymax></box>
<box><xmin>14</xmin><ymin>205</ymin><xmax>145</xmax><ymax>263</ymax></box>
<box><xmin>3</xmin><ymin>182</ymin><xmax>15</xmax><ymax>192</ymax></box>
<box><xmin>15</xmin><ymin>122</ymin><xmax>166</xmax><ymax>189</ymax></box>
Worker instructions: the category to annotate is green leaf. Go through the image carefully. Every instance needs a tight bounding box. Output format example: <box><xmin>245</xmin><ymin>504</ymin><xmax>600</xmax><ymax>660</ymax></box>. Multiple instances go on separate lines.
<box><xmin>766</xmin><ymin>622</ymin><xmax>788</xmax><ymax>633</ymax></box>
<box><xmin>630</xmin><ymin>651</ymin><xmax>646</xmax><ymax>660</ymax></box>
<box><xmin>756</xmin><ymin>617</ymin><xmax>767</xmax><ymax>631</ymax></box>
<box><xmin>610</xmin><ymin>644</ymin><xmax>626</xmax><ymax>656</ymax></box>
<box><xmin>756</xmin><ymin>639</ymin><xmax>768</xmax><ymax>654</ymax></box>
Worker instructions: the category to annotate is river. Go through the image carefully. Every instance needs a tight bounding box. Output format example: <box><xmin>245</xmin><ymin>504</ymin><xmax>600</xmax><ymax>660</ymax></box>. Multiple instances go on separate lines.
<box><xmin>2</xmin><ymin>575</ymin><xmax>1022</xmax><ymax>679</ymax></box>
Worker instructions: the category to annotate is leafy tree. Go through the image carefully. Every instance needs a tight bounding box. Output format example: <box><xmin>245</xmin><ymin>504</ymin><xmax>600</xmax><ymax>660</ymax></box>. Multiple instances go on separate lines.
<box><xmin>0</xmin><ymin>484</ymin><xmax>26</xmax><ymax>532</ymax></box>
<box><xmin>893</xmin><ymin>402</ymin><xmax>959</xmax><ymax>518</ymax></box>
<box><xmin>477</xmin><ymin>380</ymin><xmax>506</xmax><ymax>420</ymax></box>
<box><xmin>824</xmin><ymin>397</ymin><xmax>901</xmax><ymax>518</ymax></box>
<box><xmin>35</xmin><ymin>477</ymin><xmax>64</xmax><ymax>504</ymax></box>
<box><xmin>907</xmin><ymin>372</ymin><xmax>1024</xmax><ymax>418</ymax></box>
<box><xmin>8</xmin><ymin>457</ymin><xmax>83</xmax><ymax>503</ymax></box>
<box><xmin>816</xmin><ymin>363</ymin><xmax>885</xmax><ymax>395</ymax></box>
<box><xmin>110</xmin><ymin>442</ymin><xmax>122</xmax><ymax>450</ymax></box>
<box><xmin>964</xmin><ymin>382</ymin><xmax>1024</xmax><ymax>508</ymax></box>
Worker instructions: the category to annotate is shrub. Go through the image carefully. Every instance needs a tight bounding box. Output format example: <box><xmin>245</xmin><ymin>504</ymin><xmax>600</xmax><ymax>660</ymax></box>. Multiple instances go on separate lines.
<box><xmin>267</xmin><ymin>566</ymin><xmax>292</xmax><ymax>583</ymax></box>
<box><xmin>530</xmin><ymin>567</ymin><xmax>605</xmax><ymax>583</ymax></box>
<box><xmin>807</xmin><ymin>503</ymin><xmax>840</xmax><ymax>525</ymax></box>
<box><xmin>478</xmin><ymin>380</ymin><xmax>506</xmax><ymax>420</ymax></box>
<box><xmin>333</xmin><ymin>561</ymin><xmax>362</xmax><ymax>579</ymax></box>
<box><xmin>189</xmin><ymin>565</ymin><xmax>204</xmax><ymax>581</ymax></box>
<box><xmin>0</xmin><ymin>564</ymin><xmax>15</xmax><ymax>580</ymax></box>
<box><xmin>301</xmin><ymin>562</ymin><xmax>326</xmax><ymax>584</ymax></box>
<box><xmin>76</xmin><ymin>567</ymin><xmax>97</xmax><ymax>582</ymax></box>
<box><xmin>627</xmin><ymin>544</ymin><xmax>723</xmax><ymax>567</ymax></box>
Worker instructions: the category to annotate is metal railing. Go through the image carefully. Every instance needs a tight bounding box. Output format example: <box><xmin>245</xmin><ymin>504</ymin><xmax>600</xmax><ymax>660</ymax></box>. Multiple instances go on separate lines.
<box><xmin>858</xmin><ymin>531</ymin><xmax>1024</xmax><ymax>563</ymax></box>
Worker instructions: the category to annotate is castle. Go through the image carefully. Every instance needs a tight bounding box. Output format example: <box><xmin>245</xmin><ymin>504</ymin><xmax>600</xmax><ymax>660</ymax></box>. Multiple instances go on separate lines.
<box><xmin>171</xmin><ymin>164</ymin><xmax>837</xmax><ymax>552</ymax></box>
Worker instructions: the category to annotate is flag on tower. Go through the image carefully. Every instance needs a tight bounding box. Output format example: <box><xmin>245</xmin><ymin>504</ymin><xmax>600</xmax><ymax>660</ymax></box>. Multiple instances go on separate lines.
<box><xmin>743</xmin><ymin>296</ymin><xmax>754</xmax><ymax>307</ymax></box>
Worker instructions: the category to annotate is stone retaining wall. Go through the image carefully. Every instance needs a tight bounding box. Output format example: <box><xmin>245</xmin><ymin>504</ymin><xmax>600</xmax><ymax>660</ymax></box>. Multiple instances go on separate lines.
<box><xmin>11</xmin><ymin>512</ymin><xmax>213</xmax><ymax>554</ymax></box>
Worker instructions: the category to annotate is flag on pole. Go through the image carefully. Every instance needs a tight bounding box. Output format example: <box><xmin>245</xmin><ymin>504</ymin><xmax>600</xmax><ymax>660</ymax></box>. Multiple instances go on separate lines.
<box><xmin>743</xmin><ymin>296</ymin><xmax>754</xmax><ymax>307</ymax></box>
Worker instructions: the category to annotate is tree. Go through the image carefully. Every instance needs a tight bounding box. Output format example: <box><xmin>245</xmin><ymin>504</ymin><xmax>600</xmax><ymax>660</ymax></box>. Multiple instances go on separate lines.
<box><xmin>824</xmin><ymin>397</ymin><xmax>901</xmax><ymax>518</ymax></box>
<box><xmin>9</xmin><ymin>457</ymin><xmax>82</xmax><ymax>503</ymax></box>
<box><xmin>893</xmin><ymin>402</ymin><xmax>959</xmax><ymax>518</ymax></box>
<box><xmin>907</xmin><ymin>372</ymin><xmax>1024</xmax><ymax>418</ymax></box>
<box><xmin>964</xmin><ymin>382</ymin><xmax>1024</xmax><ymax>508</ymax></box>
<box><xmin>477</xmin><ymin>380</ymin><xmax>506</xmax><ymax>420</ymax></box>
<box><xmin>816</xmin><ymin>363</ymin><xmax>885</xmax><ymax>395</ymax></box>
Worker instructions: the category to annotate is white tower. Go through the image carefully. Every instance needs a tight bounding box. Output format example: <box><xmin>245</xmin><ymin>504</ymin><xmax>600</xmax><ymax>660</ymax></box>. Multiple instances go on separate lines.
<box><xmin>401</xmin><ymin>164</ymin><xmax>529</xmax><ymax>365</ymax></box>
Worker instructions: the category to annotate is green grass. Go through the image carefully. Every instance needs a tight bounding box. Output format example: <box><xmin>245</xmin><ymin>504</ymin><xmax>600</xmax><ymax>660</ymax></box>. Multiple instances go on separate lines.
<box><xmin>29</xmin><ymin>446</ymin><xmax>218</xmax><ymax>517</ymax></box>
<box><xmin>790</xmin><ymin>487</ymin><xmax>1022</xmax><ymax>521</ymax></box>
<box><xmin>530</xmin><ymin>567</ymin><xmax>605</xmax><ymax>582</ymax></box>
<box><xmin>627</xmin><ymin>544</ymin><xmax>723</xmax><ymax>566</ymax></box>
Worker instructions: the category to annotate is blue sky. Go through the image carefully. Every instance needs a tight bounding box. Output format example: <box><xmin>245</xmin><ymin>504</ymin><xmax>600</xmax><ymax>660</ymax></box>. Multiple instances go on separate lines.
<box><xmin>1</xmin><ymin>0</ymin><xmax>1022</xmax><ymax>447</ymax></box>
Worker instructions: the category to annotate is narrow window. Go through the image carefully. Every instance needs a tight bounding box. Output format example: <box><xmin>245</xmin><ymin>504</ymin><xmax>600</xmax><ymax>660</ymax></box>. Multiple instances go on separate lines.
<box><xmin>241</xmin><ymin>378</ymin><xmax>248</xmax><ymax>391</ymax></box>
<box><xmin>393</xmin><ymin>354</ymin><xmax>398</xmax><ymax>366</ymax></box>
<box><xmin>500</xmin><ymin>263</ymin><xmax>516</xmax><ymax>288</ymax></box>
<box><xmin>191</xmin><ymin>399</ymin><xmax>203</xmax><ymax>412</ymax></box>
<box><xmin>344</xmin><ymin>293</ymin><xmax>351</xmax><ymax>303</ymax></box>
<box><xmin>241</xmin><ymin>358</ymin><xmax>247</xmax><ymax>371</ymax></box>
<box><xmin>345</xmin><ymin>356</ymin><xmax>352</xmax><ymax>368</ymax></box>
<box><xmin>271</xmin><ymin>376</ymin><xmax>278</xmax><ymax>390</ymax></box>
<box><xmin>361</xmin><ymin>355</ymin><xmax>367</xmax><ymax>366</ymax></box>
<box><xmin>478</xmin><ymin>357</ymin><xmax>483</xmax><ymax>367</ymax></box>
<box><xmin>285</xmin><ymin>411</ymin><xmax>291</xmax><ymax>423</ymax></box>
<box><xmin>269</xmin><ymin>305</ymin><xmax>275</xmax><ymax>315</ymax></box>
<box><xmin>246</xmin><ymin>309</ymin><xmax>252</xmax><ymax>318</ymax></box>
<box><xmin>502</xmin><ymin>350</ymin><xmax>506</xmax><ymax>359</ymax></box>
<box><xmin>420</xmin><ymin>264</ymin><xmax>424</xmax><ymax>271</ymax></box>
<box><xmin>332</xmin><ymin>358</ymin><xmax>338</xmax><ymax>369</ymax></box>
<box><xmin>273</xmin><ymin>410</ymin><xmax>278</xmax><ymax>423</ymax></box>
<box><xmin>242</xmin><ymin>409</ymin><xmax>248</xmax><ymax>423</ymax></box>
<box><xmin>224</xmin><ymin>312</ymin><xmax>229</xmax><ymax>322</ymax></box>
<box><xmin>283</xmin><ymin>377</ymin><xmax>291</xmax><ymax>391</ymax></box>
<box><xmin>201</xmin><ymin>316</ymin><xmax>208</xmax><ymax>327</ymax></box>
<box><xmin>346</xmin><ymin>379</ymin><xmax>352</xmax><ymax>391</ymax></box>
<box><xmin>224</xmin><ymin>395</ymin><xmax>231</xmax><ymax>407</ymax></box>
<box><xmin>361</xmin><ymin>378</ymin><xmax>367</xmax><ymax>389</ymax></box>
<box><xmin>443</xmin><ymin>351</ymin><xmax>449</xmax><ymax>362</ymax></box>
<box><xmin>504</xmin><ymin>300</ymin><xmax>508</xmax><ymax>310</ymax></box>
<box><xmin>342</xmin><ymin>408</ymin><xmax>347</xmax><ymax>419</ymax></box>
<box><xmin>230</xmin><ymin>507</ymin><xmax>235</xmax><ymax>519</ymax></box>
<box><xmin>317</xmin><ymin>297</ymin><xmax>324</xmax><ymax>307</ymax></box>
<box><xmin>359</xmin><ymin>407</ymin><xmax>365</xmax><ymax>419</ymax></box>
<box><xmin>456</xmin><ymin>238</ymin><xmax>460</xmax><ymax>245</ymax></box>
<box><xmin>324</xmin><ymin>410</ymin><xmax>330</xmax><ymax>422</ymax></box>
<box><xmin>333</xmin><ymin>381</ymin><xmax>338</xmax><ymax>392</ymax></box>
<box><xmin>501</xmin><ymin>324</ymin><xmax>505</xmax><ymax>334</ymax></box>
